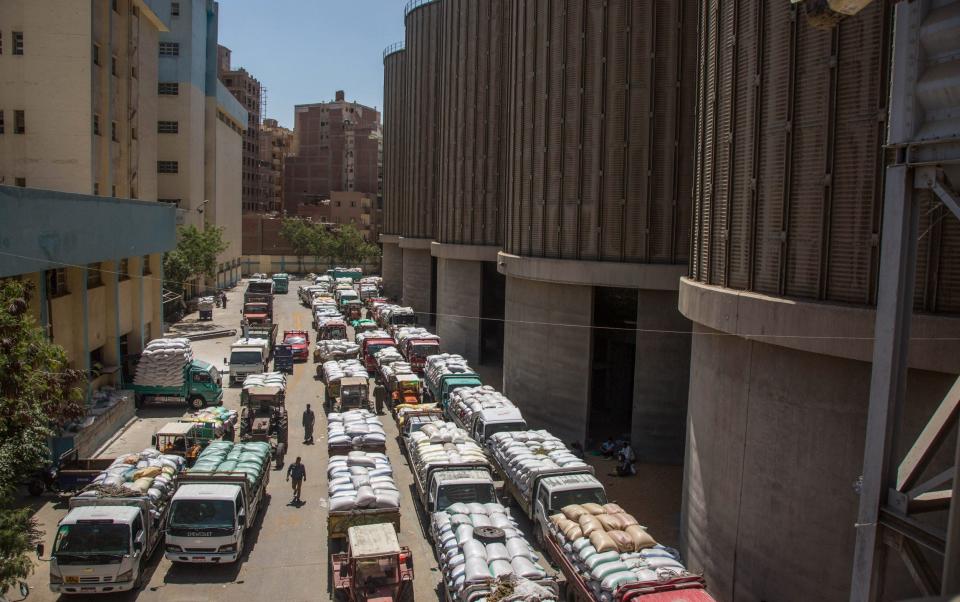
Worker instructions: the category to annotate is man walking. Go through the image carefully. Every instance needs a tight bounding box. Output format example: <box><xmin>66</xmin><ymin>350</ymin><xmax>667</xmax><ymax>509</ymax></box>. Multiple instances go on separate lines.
<box><xmin>220</xmin><ymin>290</ymin><xmax>227</xmax><ymax>310</ymax></box>
<box><xmin>373</xmin><ymin>383</ymin><xmax>387</xmax><ymax>415</ymax></box>
<box><xmin>302</xmin><ymin>404</ymin><xmax>315</xmax><ymax>444</ymax></box>
<box><xmin>286</xmin><ymin>456</ymin><xmax>306</xmax><ymax>502</ymax></box>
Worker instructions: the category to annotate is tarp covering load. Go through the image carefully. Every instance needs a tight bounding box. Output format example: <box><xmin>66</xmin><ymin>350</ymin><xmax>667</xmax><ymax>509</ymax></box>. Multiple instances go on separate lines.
<box><xmin>328</xmin><ymin>409</ymin><xmax>387</xmax><ymax>448</ymax></box>
<box><xmin>548</xmin><ymin>503</ymin><xmax>691</xmax><ymax>598</ymax></box>
<box><xmin>79</xmin><ymin>448</ymin><xmax>186</xmax><ymax>512</ymax></box>
<box><xmin>242</xmin><ymin>372</ymin><xmax>287</xmax><ymax>390</ymax></box>
<box><xmin>407</xmin><ymin>422</ymin><xmax>487</xmax><ymax>481</ymax></box>
<box><xmin>380</xmin><ymin>305</ymin><xmax>416</xmax><ymax>323</ymax></box>
<box><xmin>323</xmin><ymin>359</ymin><xmax>369</xmax><ymax>383</ymax></box>
<box><xmin>425</xmin><ymin>354</ymin><xmax>474</xmax><ymax>388</ymax></box>
<box><xmin>395</xmin><ymin>327</ymin><xmax>439</xmax><ymax>347</ymax></box>
<box><xmin>134</xmin><ymin>338</ymin><xmax>193</xmax><ymax>387</ymax></box>
<box><xmin>488</xmin><ymin>431</ymin><xmax>589</xmax><ymax>498</ymax></box>
<box><xmin>327</xmin><ymin>451</ymin><xmax>400</xmax><ymax>512</ymax></box>
<box><xmin>432</xmin><ymin>502</ymin><xmax>550</xmax><ymax>600</ymax></box>
<box><xmin>187</xmin><ymin>440</ymin><xmax>271</xmax><ymax>486</ymax></box>
<box><xmin>316</xmin><ymin>340</ymin><xmax>361</xmax><ymax>362</ymax></box>
<box><xmin>186</xmin><ymin>406</ymin><xmax>238</xmax><ymax>435</ymax></box>
<box><xmin>449</xmin><ymin>386</ymin><xmax>519</xmax><ymax>422</ymax></box>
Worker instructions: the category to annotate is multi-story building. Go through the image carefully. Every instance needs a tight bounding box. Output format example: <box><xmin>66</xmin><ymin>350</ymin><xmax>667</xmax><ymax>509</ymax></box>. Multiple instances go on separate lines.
<box><xmin>156</xmin><ymin>0</ymin><xmax>245</xmax><ymax>288</ymax></box>
<box><xmin>258</xmin><ymin>118</ymin><xmax>292</xmax><ymax>213</ymax></box>
<box><xmin>284</xmin><ymin>90</ymin><xmax>382</xmax><ymax>215</ymax></box>
<box><xmin>0</xmin><ymin>0</ymin><xmax>176</xmax><ymax>434</ymax></box>
<box><xmin>218</xmin><ymin>44</ymin><xmax>263</xmax><ymax>212</ymax></box>
<box><xmin>297</xmin><ymin>191</ymin><xmax>379</xmax><ymax>241</ymax></box>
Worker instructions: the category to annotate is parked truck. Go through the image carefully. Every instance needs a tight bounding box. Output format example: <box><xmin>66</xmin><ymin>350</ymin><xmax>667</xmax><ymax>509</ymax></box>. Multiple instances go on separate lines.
<box><xmin>405</xmin><ymin>423</ymin><xmax>496</xmax><ymax>514</ymax></box>
<box><xmin>242</xmin><ymin>298</ymin><xmax>273</xmax><ymax>324</ymax></box>
<box><xmin>165</xmin><ymin>443</ymin><xmax>271</xmax><ymax>564</ymax></box>
<box><xmin>423</xmin><ymin>354</ymin><xmax>483</xmax><ymax>409</ymax></box>
<box><xmin>131</xmin><ymin>359</ymin><xmax>223</xmax><ymax>410</ymax></box>
<box><xmin>244</xmin><ymin>323</ymin><xmax>278</xmax><ymax>355</ymax></box>
<box><xmin>227</xmin><ymin>338</ymin><xmax>270</xmax><ymax>386</ymax></box>
<box><xmin>446</xmin><ymin>386</ymin><xmax>528</xmax><ymax>444</ymax></box>
<box><xmin>395</xmin><ymin>328</ymin><xmax>441</xmax><ymax>373</ymax></box>
<box><xmin>271</xmin><ymin>273</ymin><xmax>290</xmax><ymax>294</ymax></box>
<box><xmin>356</xmin><ymin>330</ymin><xmax>396</xmax><ymax>373</ymax></box>
<box><xmin>246</xmin><ymin>279</ymin><xmax>274</xmax><ymax>295</ymax></box>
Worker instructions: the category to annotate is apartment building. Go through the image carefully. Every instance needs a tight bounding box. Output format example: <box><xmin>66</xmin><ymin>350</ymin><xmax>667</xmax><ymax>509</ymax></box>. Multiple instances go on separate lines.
<box><xmin>284</xmin><ymin>90</ymin><xmax>382</xmax><ymax>215</ymax></box>
<box><xmin>156</xmin><ymin>0</ymin><xmax>246</xmax><ymax>288</ymax></box>
<box><xmin>218</xmin><ymin>44</ymin><xmax>264</xmax><ymax>212</ymax></box>
<box><xmin>259</xmin><ymin>118</ymin><xmax>293</xmax><ymax>213</ymax></box>
<box><xmin>297</xmin><ymin>190</ymin><xmax>379</xmax><ymax>241</ymax></box>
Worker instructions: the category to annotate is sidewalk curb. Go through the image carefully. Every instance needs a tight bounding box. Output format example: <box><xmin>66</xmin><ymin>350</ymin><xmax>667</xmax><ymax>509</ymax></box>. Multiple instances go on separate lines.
<box><xmin>93</xmin><ymin>415</ymin><xmax>140</xmax><ymax>457</ymax></box>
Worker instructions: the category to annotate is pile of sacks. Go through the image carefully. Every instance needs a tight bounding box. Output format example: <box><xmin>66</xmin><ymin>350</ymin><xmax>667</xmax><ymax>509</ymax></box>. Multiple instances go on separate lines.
<box><xmin>198</xmin><ymin>296</ymin><xmax>215</xmax><ymax>308</ymax></box>
<box><xmin>188</xmin><ymin>406</ymin><xmax>238</xmax><ymax>435</ymax></box>
<box><xmin>488</xmin><ymin>431</ymin><xmax>588</xmax><ymax>498</ymax></box>
<box><xmin>381</xmin><ymin>361</ymin><xmax>413</xmax><ymax>383</ymax></box>
<box><xmin>323</xmin><ymin>359</ymin><xmax>369</xmax><ymax>383</ymax></box>
<box><xmin>408</xmin><ymin>422</ymin><xmax>487</xmax><ymax>480</ymax></box>
<box><xmin>82</xmin><ymin>448</ymin><xmax>185</xmax><ymax>510</ymax></box>
<box><xmin>328</xmin><ymin>409</ymin><xmax>387</xmax><ymax>449</ymax></box>
<box><xmin>432</xmin><ymin>502</ymin><xmax>550</xmax><ymax>598</ymax></box>
<box><xmin>548</xmin><ymin>503</ymin><xmax>689</xmax><ymax>598</ymax></box>
<box><xmin>381</xmin><ymin>306</ymin><xmax>415</xmax><ymax>323</ymax></box>
<box><xmin>356</xmin><ymin>329</ymin><xmax>392</xmax><ymax>344</ymax></box>
<box><xmin>449</xmin><ymin>386</ymin><xmax>519</xmax><ymax>423</ymax></box>
<box><xmin>134</xmin><ymin>339</ymin><xmax>193</xmax><ymax>387</ymax></box>
<box><xmin>375</xmin><ymin>346</ymin><xmax>404</xmax><ymax>367</ymax></box>
<box><xmin>395</xmin><ymin>327</ymin><xmax>439</xmax><ymax>346</ymax></box>
<box><xmin>424</xmin><ymin>354</ymin><xmax>473</xmax><ymax>387</ymax></box>
<box><xmin>316</xmin><ymin>340</ymin><xmax>360</xmax><ymax>362</ymax></box>
<box><xmin>242</xmin><ymin>372</ymin><xmax>286</xmax><ymax>390</ymax></box>
<box><xmin>188</xmin><ymin>440</ymin><xmax>271</xmax><ymax>486</ymax></box>
<box><xmin>327</xmin><ymin>451</ymin><xmax>400</xmax><ymax>512</ymax></box>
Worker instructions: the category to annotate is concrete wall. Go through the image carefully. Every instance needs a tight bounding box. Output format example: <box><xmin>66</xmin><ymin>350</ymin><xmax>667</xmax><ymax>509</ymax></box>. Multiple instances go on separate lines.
<box><xmin>502</xmin><ymin>276</ymin><xmax>592</xmax><ymax>446</ymax></box>
<box><xmin>381</xmin><ymin>241</ymin><xmax>402</xmax><ymax>300</ymax></box>
<box><xmin>632</xmin><ymin>290</ymin><xmax>691</xmax><ymax>464</ymax></box>
<box><xmin>402</xmin><ymin>247</ymin><xmax>432</xmax><ymax>319</ymax></box>
<box><xmin>436</xmin><ymin>258</ymin><xmax>483</xmax><ymax>365</ymax></box>
<box><xmin>682</xmin><ymin>324</ymin><xmax>956</xmax><ymax>602</ymax></box>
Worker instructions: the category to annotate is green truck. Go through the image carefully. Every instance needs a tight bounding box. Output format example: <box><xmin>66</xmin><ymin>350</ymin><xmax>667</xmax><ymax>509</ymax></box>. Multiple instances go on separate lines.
<box><xmin>272</xmin><ymin>273</ymin><xmax>290</xmax><ymax>294</ymax></box>
<box><xmin>424</xmin><ymin>371</ymin><xmax>483</xmax><ymax>411</ymax></box>
<box><xmin>131</xmin><ymin>359</ymin><xmax>224</xmax><ymax>410</ymax></box>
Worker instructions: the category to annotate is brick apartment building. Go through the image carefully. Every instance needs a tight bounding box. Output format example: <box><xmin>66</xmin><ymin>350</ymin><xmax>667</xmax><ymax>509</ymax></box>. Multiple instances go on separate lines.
<box><xmin>218</xmin><ymin>44</ymin><xmax>264</xmax><ymax>212</ymax></box>
<box><xmin>297</xmin><ymin>190</ymin><xmax>380</xmax><ymax>242</ymax></box>
<box><xmin>284</xmin><ymin>90</ymin><xmax>382</xmax><ymax>215</ymax></box>
<box><xmin>258</xmin><ymin>118</ymin><xmax>293</xmax><ymax>213</ymax></box>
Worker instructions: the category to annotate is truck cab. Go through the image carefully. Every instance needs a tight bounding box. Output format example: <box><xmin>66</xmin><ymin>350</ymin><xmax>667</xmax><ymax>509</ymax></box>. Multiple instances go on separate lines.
<box><xmin>228</xmin><ymin>341</ymin><xmax>268</xmax><ymax>385</ymax></box>
<box><xmin>50</xmin><ymin>505</ymin><xmax>151</xmax><ymax>594</ymax></box>
<box><xmin>531</xmin><ymin>473</ymin><xmax>607</xmax><ymax>540</ymax></box>
<box><xmin>404</xmin><ymin>339</ymin><xmax>440</xmax><ymax>373</ymax></box>
<box><xmin>282</xmin><ymin>329</ymin><xmax>310</xmax><ymax>361</ymax></box>
<box><xmin>434</xmin><ymin>374</ymin><xmax>483</xmax><ymax>409</ymax></box>
<box><xmin>271</xmin><ymin>273</ymin><xmax>289</xmax><ymax>294</ymax></box>
<box><xmin>242</xmin><ymin>301</ymin><xmax>271</xmax><ymax>324</ymax></box>
<box><xmin>185</xmin><ymin>360</ymin><xmax>223</xmax><ymax>407</ymax></box>
<box><xmin>165</xmin><ymin>481</ymin><xmax>257</xmax><ymax>563</ymax></box>
<box><xmin>428</xmin><ymin>469</ymin><xmax>497</xmax><ymax>513</ymax></box>
<box><xmin>467</xmin><ymin>406</ymin><xmax>527</xmax><ymax>444</ymax></box>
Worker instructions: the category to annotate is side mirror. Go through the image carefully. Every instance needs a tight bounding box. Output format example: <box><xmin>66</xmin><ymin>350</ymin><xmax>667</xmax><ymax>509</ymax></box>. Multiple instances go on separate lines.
<box><xmin>237</xmin><ymin>508</ymin><xmax>246</xmax><ymax>519</ymax></box>
<box><xmin>36</xmin><ymin>543</ymin><xmax>44</xmax><ymax>558</ymax></box>
<box><xmin>223</xmin><ymin>357</ymin><xmax>229</xmax><ymax>365</ymax></box>
<box><xmin>19</xmin><ymin>581</ymin><xmax>29</xmax><ymax>599</ymax></box>
<box><xmin>135</xmin><ymin>530</ymin><xmax>145</xmax><ymax>544</ymax></box>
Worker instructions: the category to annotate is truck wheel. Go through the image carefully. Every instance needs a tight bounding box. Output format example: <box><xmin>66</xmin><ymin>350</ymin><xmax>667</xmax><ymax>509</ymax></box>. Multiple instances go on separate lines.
<box><xmin>27</xmin><ymin>479</ymin><xmax>45</xmax><ymax>497</ymax></box>
<box><xmin>190</xmin><ymin>396</ymin><xmax>205</xmax><ymax>410</ymax></box>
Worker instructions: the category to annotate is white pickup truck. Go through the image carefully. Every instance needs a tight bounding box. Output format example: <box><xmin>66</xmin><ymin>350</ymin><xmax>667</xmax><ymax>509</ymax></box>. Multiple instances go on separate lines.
<box><xmin>227</xmin><ymin>338</ymin><xmax>269</xmax><ymax>386</ymax></box>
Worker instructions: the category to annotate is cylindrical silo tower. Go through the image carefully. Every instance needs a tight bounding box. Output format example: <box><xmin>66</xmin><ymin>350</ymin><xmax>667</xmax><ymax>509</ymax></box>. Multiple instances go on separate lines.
<box><xmin>683</xmin><ymin>1</ymin><xmax>960</xmax><ymax>600</ymax></box>
<box><xmin>381</xmin><ymin>42</ymin><xmax>405</xmax><ymax>301</ymax></box>
<box><xmin>500</xmin><ymin>0</ymin><xmax>699</xmax><ymax>463</ymax></box>
<box><xmin>399</xmin><ymin>0</ymin><xmax>443</xmax><ymax>321</ymax></box>
<box><xmin>432</xmin><ymin>0</ymin><xmax>512</xmax><ymax>365</ymax></box>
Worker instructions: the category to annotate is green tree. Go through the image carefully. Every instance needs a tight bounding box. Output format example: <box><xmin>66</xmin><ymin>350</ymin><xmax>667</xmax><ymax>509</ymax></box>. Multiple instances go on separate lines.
<box><xmin>0</xmin><ymin>280</ymin><xmax>85</xmax><ymax>592</ymax></box>
<box><xmin>308</xmin><ymin>224</ymin><xmax>334</xmax><ymax>271</ymax></box>
<box><xmin>279</xmin><ymin>218</ymin><xmax>316</xmax><ymax>272</ymax></box>
<box><xmin>332</xmin><ymin>225</ymin><xmax>380</xmax><ymax>265</ymax></box>
<box><xmin>162</xmin><ymin>224</ymin><xmax>229</xmax><ymax>296</ymax></box>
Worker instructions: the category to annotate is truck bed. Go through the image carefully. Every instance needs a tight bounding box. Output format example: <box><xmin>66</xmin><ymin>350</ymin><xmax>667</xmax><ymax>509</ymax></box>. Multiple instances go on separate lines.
<box><xmin>327</xmin><ymin>507</ymin><xmax>400</xmax><ymax>540</ymax></box>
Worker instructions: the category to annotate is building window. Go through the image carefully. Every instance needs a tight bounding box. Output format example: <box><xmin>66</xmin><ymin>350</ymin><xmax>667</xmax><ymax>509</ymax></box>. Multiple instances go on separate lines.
<box><xmin>131</xmin><ymin>65</ymin><xmax>137</xmax><ymax>79</ymax></box>
<box><xmin>93</xmin><ymin>43</ymin><xmax>100</xmax><ymax>65</ymax></box>
<box><xmin>15</xmin><ymin>177</ymin><xmax>26</xmax><ymax>187</ymax></box>
<box><xmin>159</xmin><ymin>42</ymin><xmax>179</xmax><ymax>57</ymax></box>
<box><xmin>111</xmin><ymin>121</ymin><xmax>118</xmax><ymax>142</ymax></box>
<box><xmin>93</xmin><ymin>114</ymin><xmax>101</xmax><ymax>136</ymax></box>
<box><xmin>118</xmin><ymin>258</ymin><xmax>129</xmax><ymax>281</ymax></box>
<box><xmin>87</xmin><ymin>263</ymin><xmax>103</xmax><ymax>288</ymax></box>
<box><xmin>158</xmin><ymin>198</ymin><xmax>181</xmax><ymax>207</ymax></box>
<box><xmin>0</xmin><ymin>110</ymin><xmax>4</xmax><ymax>135</ymax></box>
<box><xmin>157</xmin><ymin>120</ymin><xmax>179</xmax><ymax>134</ymax></box>
<box><xmin>142</xmin><ymin>255</ymin><xmax>152</xmax><ymax>275</ymax></box>
<box><xmin>158</xmin><ymin>82</ymin><xmax>179</xmax><ymax>95</ymax></box>
<box><xmin>46</xmin><ymin>269</ymin><xmax>68</xmax><ymax>297</ymax></box>
<box><xmin>157</xmin><ymin>161</ymin><xmax>178</xmax><ymax>174</ymax></box>
<box><xmin>14</xmin><ymin>110</ymin><xmax>24</xmax><ymax>134</ymax></box>
<box><xmin>93</xmin><ymin>182</ymin><xmax>100</xmax><ymax>195</ymax></box>
<box><xmin>111</xmin><ymin>185</ymin><xmax>117</xmax><ymax>197</ymax></box>
<box><xmin>111</xmin><ymin>55</ymin><xmax>118</xmax><ymax>76</ymax></box>
<box><xmin>12</xmin><ymin>32</ymin><xmax>23</xmax><ymax>55</ymax></box>
<box><xmin>171</xmin><ymin>2</ymin><xmax>180</xmax><ymax>16</ymax></box>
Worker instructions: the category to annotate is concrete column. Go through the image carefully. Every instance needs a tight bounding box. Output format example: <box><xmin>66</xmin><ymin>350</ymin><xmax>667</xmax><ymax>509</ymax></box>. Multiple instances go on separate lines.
<box><xmin>631</xmin><ymin>290</ymin><xmax>691</xmax><ymax>464</ymax></box>
<box><xmin>103</xmin><ymin>260</ymin><xmax>120</xmax><ymax>369</ymax></box>
<box><xmin>502</xmin><ymin>275</ymin><xmax>593</xmax><ymax>446</ymax></box>
<box><xmin>436</xmin><ymin>258</ymin><xmax>483</xmax><ymax>365</ymax></box>
<box><xmin>402</xmin><ymin>247</ymin><xmax>432</xmax><ymax>319</ymax></box>
<box><xmin>382</xmin><ymin>241</ymin><xmax>403</xmax><ymax>301</ymax></box>
<box><xmin>131</xmin><ymin>256</ymin><xmax>144</xmax><ymax>353</ymax></box>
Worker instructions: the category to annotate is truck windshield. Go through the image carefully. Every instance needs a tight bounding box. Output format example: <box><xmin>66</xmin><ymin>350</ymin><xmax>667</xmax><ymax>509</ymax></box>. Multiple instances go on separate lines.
<box><xmin>367</xmin><ymin>343</ymin><xmax>390</xmax><ymax>355</ymax></box>
<box><xmin>245</xmin><ymin>304</ymin><xmax>268</xmax><ymax>312</ymax></box>
<box><xmin>550</xmin><ymin>488</ymin><xmax>608</xmax><ymax>513</ymax></box>
<box><xmin>484</xmin><ymin>422</ymin><xmax>527</xmax><ymax>438</ymax></box>
<box><xmin>169</xmin><ymin>500</ymin><xmax>235</xmax><ymax>530</ymax></box>
<box><xmin>411</xmin><ymin>343</ymin><xmax>439</xmax><ymax>354</ymax></box>
<box><xmin>356</xmin><ymin>557</ymin><xmax>398</xmax><ymax>585</ymax></box>
<box><xmin>53</xmin><ymin>523</ymin><xmax>129</xmax><ymax>560</ymax></box>
<box><xmin>436</xmin><ymin>483</ymin><xmax>496</xmax><ymax>511</ymax></box>
<box><xmin>285</xmin><ymin>337</ymin><xmax>306</xmax><ymax>344</ymax></box>
<box><xmin>230</xmin><ymin>351</ymin><xmax>263</xmax><ymax>364</ymax></box>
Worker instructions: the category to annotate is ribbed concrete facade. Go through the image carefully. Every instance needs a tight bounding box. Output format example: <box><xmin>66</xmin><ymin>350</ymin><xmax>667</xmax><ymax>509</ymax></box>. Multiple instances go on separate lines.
<box><xmin>381</xmin><ymin>44</ymin><xmax>405</xmax><ymax>300</ymax></box>
<box><xmin>682</xmin><ymin>1</ymin><xmax>960</xmax><ymax>600</ymax></box>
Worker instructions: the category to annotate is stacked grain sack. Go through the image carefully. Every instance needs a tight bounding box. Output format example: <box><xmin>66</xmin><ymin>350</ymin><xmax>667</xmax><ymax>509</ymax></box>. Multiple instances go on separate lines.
<box><xmin>356</xmin><ymin>329</ymin><xmax>392</xmax><ymax>344</ymax></box>
<box><xmin>316</xmin><ymin>340</ymin><xmax>360</xmax><ymax>362</ymax></box>
<box><xmin>188</xmin><ymin>440</ymin><xmax>271</xmax><ymax>486</ymax></box>
<box><xmin>488</xmin><ymin>431</ymin><xmax>589</xmax><ymax>498</ymax></box>
<box><xmin>425</xmin><ymin>354</ymin><xmax>473</xmax><ymax>387</ymax></box>
<box><xmin>374</xmin><ymin>346</ymin><xmax>404</xmax><ymax>367</ymax></box>
<box><xmin>328</xmin><ymin>409</ymin><xmax>387</xmax><ymax>448</ymax></box>
<box><xmin>134</xmin><ymin>338</ymin><xmax>193</xmax><ymax>387</ymax></box>
<box><xmin>327</xmin><ymin>451</ymin><xmax>400</xmax><ymax>511</ymax></box>
<box><xmin>242</xmin><ymin>372</ymin><xmax>287</xmax><ymax>390</ymax></box>
<box><xmin>449</xmin><ymin>386</ymin><xmax>517</xmax><ymax>425</ymax></box>
<box><xmin>188</xmin><ymin>406</ymin><xmax>239</xmax><ymax>435</ymax></box>
<box><xmin>323</xmin><ymin>359</ymin><xmax>369</xmax><ymax>383</ymax></box>
<box><xmin>548</xmin><ymin>503</ymin><xmax>690</xmax><ymax>598</ymax></box>
<box><xmin>407</xmin><ymin>422</ymin><xmax>487</xmax><ymax>479</ymax></box>
<box><xmin>81</xmin><ymin>448</ymin><xmax>186</xmax><ymax>512</ymax></box>
<box><xmin>395</xmin><ymin>327</ymin><xmax>439</xmax><ymax>346</ymax></box>
<box><xmin>431</xmin><ymin>502</ymin><xmax>553</xmax><ymax>599</ymax></box>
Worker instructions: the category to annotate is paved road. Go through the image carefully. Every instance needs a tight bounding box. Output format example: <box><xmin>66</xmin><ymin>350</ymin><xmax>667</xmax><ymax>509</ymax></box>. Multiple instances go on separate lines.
<box><xmin>24</xmin><ymin>281</ymin><xmax>449</xmax><ymax>601</ymax></box>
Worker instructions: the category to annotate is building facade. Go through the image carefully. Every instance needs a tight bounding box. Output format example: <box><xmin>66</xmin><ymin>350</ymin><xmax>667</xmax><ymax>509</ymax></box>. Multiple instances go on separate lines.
<box><xmin>284</xmin><ymin>90</ymin><xmax>382</xmax><ymax>215</ymax></box>
<box><xmin>258</xmin><ymin>118</ymin><xmax>293</xmax><ymax>213</ymax></box>
<box><xmin>218</xmin><ymin>44</ymin><xmax>263</xmax><ymax>212</ymax></box>
<box><xmin>296</xmin><ymin>190</ymin><xmax>379</xmax><ymax>241</ymax></box>
<box><xmin>156</xmin><ymin>0</ymin><xmax>245</xmax><ymax>289</ymax></box>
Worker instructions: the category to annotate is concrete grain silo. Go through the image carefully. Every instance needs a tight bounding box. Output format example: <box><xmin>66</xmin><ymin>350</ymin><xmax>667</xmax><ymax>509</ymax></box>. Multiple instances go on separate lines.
<box><xmin>381</xmin><ymin>42</ymin><xmax>405</xmax><ymax>301</ymax></box>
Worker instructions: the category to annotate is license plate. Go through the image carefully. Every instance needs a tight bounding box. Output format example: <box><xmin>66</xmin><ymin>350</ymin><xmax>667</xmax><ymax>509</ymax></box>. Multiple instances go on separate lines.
<box><xmin>64</xmin><ymin>576</ymin><xmax>79</xmax><ymax>584</ymax></box>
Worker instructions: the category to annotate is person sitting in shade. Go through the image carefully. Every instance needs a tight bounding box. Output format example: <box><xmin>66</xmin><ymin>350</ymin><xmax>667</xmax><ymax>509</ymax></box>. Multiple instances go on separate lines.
<box><xmin>616</xmin><ymin>442</ymin><xmax>637</xmax><ymax>477</ymax></box>
<box><xmin>600</xmin><ymin>437</ymin><xmax>617</xmax><ymax>458</ymax></box>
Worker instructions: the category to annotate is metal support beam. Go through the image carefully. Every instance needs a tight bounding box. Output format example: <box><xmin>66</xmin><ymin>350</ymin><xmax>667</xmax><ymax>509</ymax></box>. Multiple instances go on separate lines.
<box><xmin>850</xmin><ymin>163</ymin><xmax>919</xmax><ymax>602</ymax></box>
<box><xmin>944</xmin><ymin>433</ymin><xmax>960</xmax><ymax>593</ymax></box>
<box><xmin>930</xmin><ymin>177</ymin><xmax>960</xmax><ymax>222</ymax></box>
<box><xmin>897</xmin><ymin>376</ymin><xmax>960</xmax><ymax>491</ymax></box>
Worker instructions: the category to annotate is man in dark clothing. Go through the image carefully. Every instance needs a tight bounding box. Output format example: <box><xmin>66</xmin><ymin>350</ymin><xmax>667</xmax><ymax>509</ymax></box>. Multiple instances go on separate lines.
<box><xmin>286</xmin><ymin>456</ymin><xmax>306</xmax><ymax>502</ymax></box>
<box><xmin>373</xmin><ymin>384</ymin><xmax>387</xmax><ymax>415</ymax></box>
<box><xmin>220</xmin><ymin>291</ymin><xmax>227</xmax><ymax>310</ymax></box>
<box><xmin>302</xmin><ymin>404</ymin><xmax>315</xmax><ymax>444</ymax></box>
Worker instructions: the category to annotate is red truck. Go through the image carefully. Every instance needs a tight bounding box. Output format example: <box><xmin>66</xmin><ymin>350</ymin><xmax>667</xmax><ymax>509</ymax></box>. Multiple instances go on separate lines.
<box><xmin>360</xmin><ymin>335</ymin><xmax>396</xmax><ymax>373</ymax></box>
<box><xmin>399</xmin><ymin>336</ymin><xmax>440</xmax><ymax>374</ymax></box>
<box><xmin>282</xmin><ymin>329</ymin><xmax>310</xmax><ymax>361</ymax></box>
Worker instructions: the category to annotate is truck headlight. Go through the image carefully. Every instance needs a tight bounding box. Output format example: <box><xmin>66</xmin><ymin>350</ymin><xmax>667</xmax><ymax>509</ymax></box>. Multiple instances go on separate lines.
<box><xmin>117</xmin><ymin>569</ymin><xmax>133</xmax><ymax>582</ymax></box>
<box><xmin>217</xmin><ymin>544</ymin><xmax>236</xmax><ymax>553</ymax></box>
<box><xmin>165</xmin><ymin>544</ymin><xmax>182</xmax><ymax>553</ymax></box>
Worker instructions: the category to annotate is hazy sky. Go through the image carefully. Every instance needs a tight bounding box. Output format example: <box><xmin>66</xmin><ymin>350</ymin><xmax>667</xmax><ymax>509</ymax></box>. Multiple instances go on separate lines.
<box><xmin>217</xmin><ymin>0</ymin><xmax>407</xmax><ymax>129</ymax></box>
